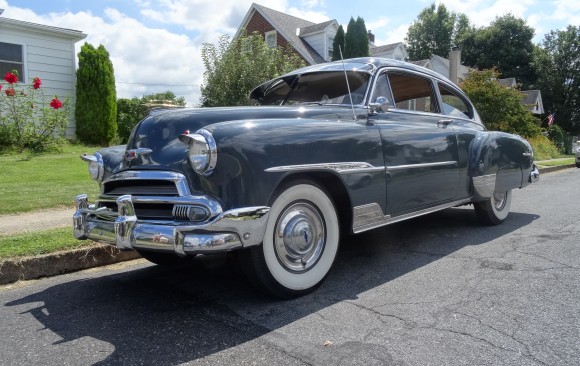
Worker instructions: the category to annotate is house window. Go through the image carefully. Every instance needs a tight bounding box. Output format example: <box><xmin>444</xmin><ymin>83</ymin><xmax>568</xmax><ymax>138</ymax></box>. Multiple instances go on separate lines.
<box><xmin>265</xmin><ymin>30</ymin><xmax>277</xmax><ymax>48</ymax></box>
<box><xmin>328</xmin><ymin>36</ymin><xmax>334</xmax><ymax>59</ymax></box>
<box><xmin>0</xmin><ymin>42</ymin><xmax>24</xmax><ymax>81</ymax></box>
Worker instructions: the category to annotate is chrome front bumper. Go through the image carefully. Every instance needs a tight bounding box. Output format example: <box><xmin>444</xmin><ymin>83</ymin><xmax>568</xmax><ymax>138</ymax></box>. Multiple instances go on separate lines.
<box><xmin>73</xmin><ymin>194</ymin><xmax>270</xmax><ymax>255</ymax></box>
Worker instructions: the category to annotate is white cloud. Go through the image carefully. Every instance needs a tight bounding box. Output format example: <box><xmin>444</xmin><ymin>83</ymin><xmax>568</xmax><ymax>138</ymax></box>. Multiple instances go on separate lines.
<box><xmin>374</xmin><ymin>24</ymin><xmax>410</xmax><ymax>46</ymax></box>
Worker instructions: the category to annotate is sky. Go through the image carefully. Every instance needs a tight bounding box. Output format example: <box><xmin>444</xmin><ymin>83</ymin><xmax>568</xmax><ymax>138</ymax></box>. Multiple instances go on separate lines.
<box><xmin>1</xmin><ymin>0</ymin><xmax>577</xmax><ymax>106</ymax></box>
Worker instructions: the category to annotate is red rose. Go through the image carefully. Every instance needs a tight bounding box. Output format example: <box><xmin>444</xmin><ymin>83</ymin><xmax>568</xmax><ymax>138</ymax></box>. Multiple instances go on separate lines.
<box><xmin>50</xmin><ymin>97</ymin><xmax>63</xmax><ymax>109</ymax></box>
<box><xmin>5</xmin><ymin>88</ymin><xmax>16</xmax><ymax>96</ymax></box>
<box><xmin>33</xmin><ymin>77</ymin><xmax>42</xmax><ymax>89</ymax></box>
<box><xmin>0</xmin><ymin>84</ymin><xmax>2</xmax><ymax>91</ymax></box>
<box><xmin>4</xmin><ymin>72</ymin><xmax>18</xmax><ymax>84</ymax></box>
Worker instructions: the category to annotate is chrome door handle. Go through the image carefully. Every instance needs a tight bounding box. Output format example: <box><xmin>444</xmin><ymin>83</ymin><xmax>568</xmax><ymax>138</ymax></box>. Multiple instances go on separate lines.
<box><xmin>437</xmin><ymin>119</ymin><xmax>452</xmax><ymax>128</ymax></box>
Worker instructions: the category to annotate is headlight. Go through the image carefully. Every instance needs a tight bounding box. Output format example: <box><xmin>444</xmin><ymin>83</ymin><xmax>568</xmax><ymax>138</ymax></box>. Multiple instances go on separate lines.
<box><xmin>81</xmin><ymin>152</ymin><xmax>104</xmax><ymax>181</ymax></box>
<box><xmin>576</xmin><ymin>146</ymin><xmax>580</xmax><ymax>153</ymax></box>
<box><xmin>180</xmin><ymin>129</ymin><xmax>217</xmax><ymax>176</ymax></box>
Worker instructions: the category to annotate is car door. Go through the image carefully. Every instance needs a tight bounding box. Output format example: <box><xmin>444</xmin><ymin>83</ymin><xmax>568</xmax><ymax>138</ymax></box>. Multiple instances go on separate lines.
<box><xmin>369</xmin><ymin>69</ymin><xmax>460</xmax><ymax>215</ymax></box>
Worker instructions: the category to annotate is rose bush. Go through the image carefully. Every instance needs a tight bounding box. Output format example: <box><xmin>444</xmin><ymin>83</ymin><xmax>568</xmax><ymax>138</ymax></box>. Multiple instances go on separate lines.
<box><xmin>0</xmin><ymin>71</ymin><xmax>70</xmax><ymax>151</ymax></box>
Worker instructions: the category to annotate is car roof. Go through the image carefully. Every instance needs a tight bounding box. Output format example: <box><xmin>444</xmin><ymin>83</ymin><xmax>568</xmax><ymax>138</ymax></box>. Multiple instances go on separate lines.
<box><xmin>250</xmin><ymin>57</ymin><xmax>455</xmax><ymax>102</ymax></box>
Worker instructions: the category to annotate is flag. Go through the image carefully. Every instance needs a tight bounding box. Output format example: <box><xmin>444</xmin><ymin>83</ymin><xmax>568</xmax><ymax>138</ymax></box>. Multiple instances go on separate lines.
<box><xmin>547</xmin><ymin>113</ymin><xmax>555</xmax><ymax>127</ymax></box>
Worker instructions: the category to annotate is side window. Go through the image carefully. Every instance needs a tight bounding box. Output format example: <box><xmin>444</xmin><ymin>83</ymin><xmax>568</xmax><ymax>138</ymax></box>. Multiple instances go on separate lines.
<box><xmin>265</xmin><ymin>30</ymin><xmax>277</xmax><ymax>48</ymax></box>
<box><xmin>438</xmin><ymin>83</ymin><xmax>473</xmax><ymax>119</ymax></box>
<box><xmin>0</xmin><ymin>42</ymin><xmax>24</xmax><ymax>81</ymax></box>
<box><xmin>370</xmin><ymin>73</ymin><xmax>394</xmax><ymax>106</ymax></box>
<box><xmin>387</xmin><ymin>72</ymin><xmax>439</xmax><ymax>113</ymax></box>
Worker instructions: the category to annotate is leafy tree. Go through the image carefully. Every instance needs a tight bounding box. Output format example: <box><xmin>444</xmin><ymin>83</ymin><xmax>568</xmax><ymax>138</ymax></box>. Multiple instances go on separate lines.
<box><xmin>117</xmin><ymin>91</ymin><xmax>186</xmax><ymax>143</ymax></box>
<box><xmin>406</xmin><ymin>3</ymin><xmax>471</xmax><ymax>61</ymax></box>
<box><xmin>75</xmin><ymin>43</ymin><xmax>117</xmax><ymax>145</ymax></box>
<box><xmin>331</xmin><ymin>25</ymin><xmax>345</xmax><ymax>61</ymax></box>
<box><xmin>344</xmin><ymin>17</ymin><xmax>369</xmax><ymax>58</ymax></box>
<box><xmin>460</xmin><ymin>69</ymin><xmax>541</xmax><ymax>138</ymax></box>
<box><xmin>200</xmin><ymin>32</ymin><xmax>305</xmax><ymax>107</ymax></box>
<box><xmin>533</xmin><ymin>25</ymin><xmax>580</xmax><ymax>135</ymax></box>
<box><xmin>460</xmin><ymin>15</ymin><xmax>536</xmax><ymax>88</ymax></box>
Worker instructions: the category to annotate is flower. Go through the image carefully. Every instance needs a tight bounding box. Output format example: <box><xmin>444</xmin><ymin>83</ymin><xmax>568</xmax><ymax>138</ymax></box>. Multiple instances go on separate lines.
<box><xmin>0</xmin><ymin>84</ymin><xmax>2</xmax><ymax>91</ymax></box>
<box><xmin>33</xmin><ymin>77</ymin><xmax>42</xmax><ymax>90</ymax></box>
<box><xmin>5</xmin><ymin>88</ymin><xmax>16</xmax><ymax>96</ymax></box>
<box><xmin>50</xmin><ymin>97</ymin><xmax>63</xmax><ymax>109</ymax></box>
<box><xmin>4</xmin><ymin>72</ymin><xmax>18</xmax><ymax>84</ymax></box>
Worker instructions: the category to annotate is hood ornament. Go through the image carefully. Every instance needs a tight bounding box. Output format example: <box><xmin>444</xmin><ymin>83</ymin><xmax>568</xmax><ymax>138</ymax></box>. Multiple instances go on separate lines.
<box><xmin>124</xmin><ymin>148</ymin><xmax>153</xmax><ymax>162</ymax></box>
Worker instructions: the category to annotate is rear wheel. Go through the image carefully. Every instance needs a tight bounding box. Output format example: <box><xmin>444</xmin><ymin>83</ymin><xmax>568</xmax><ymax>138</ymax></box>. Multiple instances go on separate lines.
<box><xmin>137</xmin><ymin>250</ymin><xmax>197</xmax><ymax>266</ymax></box>
<box><xmin>239</xmin><ymin>182</ymin><xmax>340</xmax><ymax>298</ymax></box>
<box><xmin>474</xmin><ymin>190</ymin><xmax>512</xmax><ymax>225</ymax></box>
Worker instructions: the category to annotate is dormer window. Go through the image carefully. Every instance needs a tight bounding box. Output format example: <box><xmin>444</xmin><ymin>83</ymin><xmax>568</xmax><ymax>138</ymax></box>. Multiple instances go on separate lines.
<box><xmin>265</xmin><ymin>30</ymin><xmax>277</xmax><ymax>48</ymax></box>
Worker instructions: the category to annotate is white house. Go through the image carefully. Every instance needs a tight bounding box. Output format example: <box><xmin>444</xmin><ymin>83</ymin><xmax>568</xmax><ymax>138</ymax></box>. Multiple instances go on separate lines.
<box><xmin>0</xmin><ymin>16</ymin><xmax>87</xmax><ymax>137</ymax></box>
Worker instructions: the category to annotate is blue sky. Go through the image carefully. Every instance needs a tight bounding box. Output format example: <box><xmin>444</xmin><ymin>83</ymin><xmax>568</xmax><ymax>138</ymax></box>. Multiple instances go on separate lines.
<box><xmin>1</xmin><ymin>0</ymin><xmax>577</xmax><ymax>105</ymax></box>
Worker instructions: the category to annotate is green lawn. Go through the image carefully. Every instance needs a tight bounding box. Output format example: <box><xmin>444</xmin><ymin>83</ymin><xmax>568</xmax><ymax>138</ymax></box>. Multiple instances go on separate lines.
<box><xmin>0</xmin><ymin>144</ymin><xmax>101</xmax><ymax>215</ymax></box>
<box><xmin>0</xmin><ymin>227</ymin><xmax>98</xmax><ymax>259</ymax></box>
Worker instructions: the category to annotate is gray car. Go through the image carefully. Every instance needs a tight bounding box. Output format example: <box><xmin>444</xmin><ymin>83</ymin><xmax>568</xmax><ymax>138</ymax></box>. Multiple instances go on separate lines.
<box><xmin>73</xmin><ymin>58</ymin><xmax>540</xmax><ymax>298</ymax></box>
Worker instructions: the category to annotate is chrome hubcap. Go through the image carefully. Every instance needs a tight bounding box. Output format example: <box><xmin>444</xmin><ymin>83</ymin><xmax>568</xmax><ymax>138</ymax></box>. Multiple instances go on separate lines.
<box><xmin>274</xmin><ymin>202</ymin><xmax>325</xmax><ymax>272</ymax></box>
<box><xmin>493</xmin><ymin>191</ymin><xmax>507</xmax><ymax>210</ymax></box>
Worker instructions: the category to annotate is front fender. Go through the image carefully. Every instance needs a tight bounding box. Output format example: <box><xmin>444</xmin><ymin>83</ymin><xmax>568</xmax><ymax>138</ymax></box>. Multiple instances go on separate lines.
<box><xmin>205</xmin><ymin>118</ymin><xmax>386</xmax><ymax>211</ymax></box>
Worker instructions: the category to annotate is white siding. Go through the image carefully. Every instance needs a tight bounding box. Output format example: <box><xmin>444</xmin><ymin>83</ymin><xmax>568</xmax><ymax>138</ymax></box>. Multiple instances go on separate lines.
<box><xmin>0</xmin><ymin>24</ymin><xmax>82</xmax><ymax>137</ymax></box>
<box><xmin>302</xmin><ymin>33</ymin><xmax>326</xmax><ymax>60</ymax></box>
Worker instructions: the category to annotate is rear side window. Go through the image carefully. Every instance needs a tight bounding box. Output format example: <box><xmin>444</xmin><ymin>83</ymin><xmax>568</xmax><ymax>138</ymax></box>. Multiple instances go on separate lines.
<box><xmin>438</xmin><ymin>83</ymin><xmax>473</xmax><ymax>119</ymax></box>
<box><xmin>387</xmin><ymin>72</ymin><xmax>439</xmax><ymax>113</ymax></box>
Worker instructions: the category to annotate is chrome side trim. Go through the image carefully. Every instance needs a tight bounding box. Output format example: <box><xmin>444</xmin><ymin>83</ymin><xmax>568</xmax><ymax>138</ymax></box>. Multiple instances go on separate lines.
<box><xmin>104</xmin><ymin>171</ymin><xmax>191</xmax><ymax>196</ymax></box>
<box><xmin>265</xmin><ymin>162</ymin><xmax>385</xmax><ymax>174</ymax></box>
<box><xmin>472</xmin><ymin>174</ymin><xmax>496</xmax><ymax>200</ymax></box>
<box><xmin>387</xmin><ymin>161</ymin><xmax>457</xmax><ymax>171</ymax></box>
<box><xmin>352</xmin><ymin>198</ymin><xmax>471</xmax><ymax>234</ymax></box>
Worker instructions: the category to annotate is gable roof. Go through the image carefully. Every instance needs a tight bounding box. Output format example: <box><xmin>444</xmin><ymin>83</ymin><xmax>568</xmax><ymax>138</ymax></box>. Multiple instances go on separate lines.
<box><xmin>237</xmin><ymin>3</ymin><xmax>332</xmax><ymax>64</ymax></box>
<box><xmin>498</xmin><ymin>78</ymin><xmax>517</xmax><ymax>88</ymax></box>
<box><xmin>0</xmin><ymin>17</ymin><xmax>87</xmax><ymax>41</ymax></box>
<box><xmin>370</xmin><ymin>42</ymin><xmax>403</xmax><ymax>55</ymax></box>
<box><xmin>299</xmin><ymin>20</ymin><xmax>337</xmax><ymax>36</ymax></box>
<box><xmin>521</xmin><ymin>90</ymin><xmax>544</xmax><ymax>114</ymax></box>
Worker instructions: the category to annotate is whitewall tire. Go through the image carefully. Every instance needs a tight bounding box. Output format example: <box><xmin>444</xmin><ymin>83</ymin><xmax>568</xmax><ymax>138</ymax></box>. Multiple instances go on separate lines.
<box><xmin>474</xmin><ymin>190</ymin><xmax>512</xmax><ymax>225</ymax></box>
<box><xmin>239</xmin><ymin>182</ymin><xmax>340</xmax><ymax>298</ymax></box>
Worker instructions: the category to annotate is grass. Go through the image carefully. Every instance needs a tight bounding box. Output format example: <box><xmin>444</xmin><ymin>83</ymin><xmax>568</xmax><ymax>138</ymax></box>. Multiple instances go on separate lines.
<box><xmin>0</xmin><ymin>227</ymin><xmax>99</xmax><ymax>259</ymax></box>
<box><xmin>0</xmin><ymin>143</ymin><xmax>101</xmax><ymax>215</ymax></box>
<box><xmin>535</xmin><ymin>157</ymin><xmax>575</xmax><ymax>167</ymax></box>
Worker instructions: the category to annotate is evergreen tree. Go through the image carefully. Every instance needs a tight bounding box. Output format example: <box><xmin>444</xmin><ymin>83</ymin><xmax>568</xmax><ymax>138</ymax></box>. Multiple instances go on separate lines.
<box><xmin>75</xmin><ymin>43</ymin><xmax>117</xmax><ymax>145</ymax></box>
<box><xmin>332</xmin><ymin>25</ymin><xmax>345</xmax><ymax>61</ymax></box>
<box><xmin>344</xmin><ymin>17</ymin><xmax>370</xmax><ymax>59</ymax></box>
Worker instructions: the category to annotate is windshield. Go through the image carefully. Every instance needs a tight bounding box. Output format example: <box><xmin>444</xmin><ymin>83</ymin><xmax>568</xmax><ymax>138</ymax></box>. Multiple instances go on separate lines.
<box><xmin>258</xmin><ymin>70</ymin><xmax>372</xmax><ymax>106</ymax></box>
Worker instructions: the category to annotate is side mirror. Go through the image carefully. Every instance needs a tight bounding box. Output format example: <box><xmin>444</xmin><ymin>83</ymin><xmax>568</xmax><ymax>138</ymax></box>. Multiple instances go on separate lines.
<box><xmin>369</xmin><ymin>96</ymin><xmax>389</xmax><ymax>114</ymax></box>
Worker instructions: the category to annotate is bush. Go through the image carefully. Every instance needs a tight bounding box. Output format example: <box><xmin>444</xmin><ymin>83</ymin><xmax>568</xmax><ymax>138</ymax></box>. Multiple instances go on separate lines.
<box><xmin>0</xmin><ymin>71</ymin><xmax>70</xmax><ymax>152</ymax></box>
<box><xmin>527</xmin><ymin>135</ymin><xmax>561</xmax><ymax>160</ymax></box>
<box><xmin>546</xmin><ymin>125</ymin><xmax>567</xmax><ymax>154</ymax></box>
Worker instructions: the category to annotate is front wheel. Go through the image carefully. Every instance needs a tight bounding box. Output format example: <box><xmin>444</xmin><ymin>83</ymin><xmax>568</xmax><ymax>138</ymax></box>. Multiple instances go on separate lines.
<box><xmin>474</xmin><ymin>190</ymin><xmax>512</xmax><ymax>225</ymax></box>
<box><xmin>239</xmin><ymin>182</ymin><xmax>340</xmax><ymax>298</ymax></box>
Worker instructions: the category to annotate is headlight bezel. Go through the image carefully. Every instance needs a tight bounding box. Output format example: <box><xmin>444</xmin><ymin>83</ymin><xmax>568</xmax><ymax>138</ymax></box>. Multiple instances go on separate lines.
<box><xmin>81</xmin><ymin>152</ymin><xmax>104</xmax><ymax>182</ymax></box>
<box><xmin>181</xmin><ymin>129</ymin><xmax>217</xmax><ymax>176</ymax></box>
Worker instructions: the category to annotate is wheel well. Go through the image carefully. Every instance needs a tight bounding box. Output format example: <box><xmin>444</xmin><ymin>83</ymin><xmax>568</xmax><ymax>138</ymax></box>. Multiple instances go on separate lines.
<box><xmin>272</xmin><ymin>172</ymin><xmax>353</xmax><ymax>235</ymax></box>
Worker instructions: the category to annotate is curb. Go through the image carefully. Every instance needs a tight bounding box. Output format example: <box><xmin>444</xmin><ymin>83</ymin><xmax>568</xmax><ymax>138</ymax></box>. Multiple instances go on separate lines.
<box><xmin>0</xmin><ymin>245</ymin><xmax>140</xmax><ymax>285</ymax></box>
<box><xmin>0</xmin><ymin>164</ymin><xmax>576</xmax><ymax>286</ymax></box>
<box><xmin>538</xmin><ymin>163</ymin><xmax>576</xmax><ymax>174</ymax></box>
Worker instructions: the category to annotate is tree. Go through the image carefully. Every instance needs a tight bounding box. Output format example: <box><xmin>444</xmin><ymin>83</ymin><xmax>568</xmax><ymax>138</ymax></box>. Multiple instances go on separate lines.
<box><xmin>460</xmin><ymin>69</ymin><xmax>541</xmax><ymax>138</ymax></box>
<box><xmin>117</xmin><ymin>91</ymin><xmax>186</xmax><ymax>143</ymax></box>
<box><xmin>460</xmin><ymin>15</ymin><xmax>536</xmax><ymax>88</ymax></box>
<box><xmin>75</xmin><ymin>43</ymin><xmax>117</xmax><ymax>145</ymax></box>
<box><xmin>405</xmin><ymin>3</ymin><xmax>471</xmax><ymax>61</ymax></box>
<box><xmin>344</xmin><ymin>17</ymin><xmax>369</xmax><ymax>58</ymax></box>
<box><xmin>331</xmin><ymin>25</ymin><xmax>345</xmax><ymax>61</ymax></box>
<box><xmin>200</xmin><ymin>32</ymin><xmax>305</xmax><ymax>107</ymax></box>
<box><xmin>534</xmin><ymin>26</ymin><xmax>580</xmax><ymax>135</ymax></box>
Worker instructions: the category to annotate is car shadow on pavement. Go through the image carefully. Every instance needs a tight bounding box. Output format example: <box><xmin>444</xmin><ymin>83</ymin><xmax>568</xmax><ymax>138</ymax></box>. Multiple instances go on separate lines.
<box><xmin>5</xmin><ymin>206</ymin><xmax>538</xmax><ymax>364</ymax></box>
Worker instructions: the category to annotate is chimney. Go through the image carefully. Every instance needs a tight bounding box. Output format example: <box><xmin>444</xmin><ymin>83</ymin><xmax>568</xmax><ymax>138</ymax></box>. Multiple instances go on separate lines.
<box><xmin>367</xmin><ymin>30</ymin><xmax>375</xmax><ymax>45</ymax></box>
<box><xmin>448</xmin><ymin>47</ymin><xmax>461</xmax><ymax>85</ymax></box>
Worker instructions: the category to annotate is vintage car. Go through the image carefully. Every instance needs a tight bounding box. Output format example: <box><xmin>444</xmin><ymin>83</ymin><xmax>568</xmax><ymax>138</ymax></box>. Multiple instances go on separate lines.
<box><xmin>73</xmin><ymin>57</ymin><xmax>539</xmax><ymax>298</ymax></box>
<box><xmin>575</xmin><ymin>142</ymin><xmax>580</xmax><ymax>168</ymax></box>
